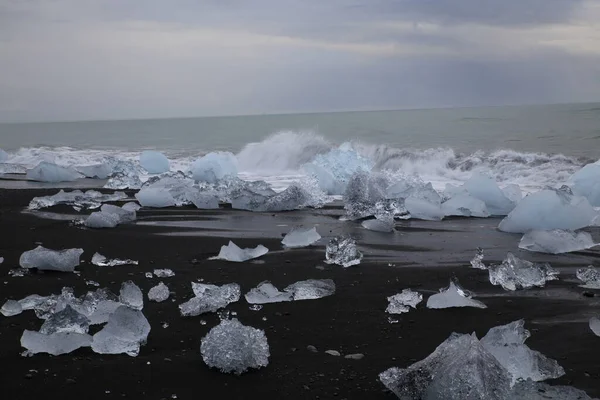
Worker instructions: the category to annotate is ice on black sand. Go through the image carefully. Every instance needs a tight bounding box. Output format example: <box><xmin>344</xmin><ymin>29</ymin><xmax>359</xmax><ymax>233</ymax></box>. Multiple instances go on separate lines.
<box><xmin>210</xmin><ymin>241</ymin><xmax>268</xmax><ymax>262</ymax></box>
<box><xmin>1</xmin><ymin>300</ymin><xmax>23</xmax><ymax>317</ymax></box>
<box><xmin>589</xmin><ymin>317</ymin><xmax>600</xmax><ymax>336</ymax></box>
<box><xmin>148</xmin><ymin>282</ymin><xmax>170</xmax><ymax>302</ymax></box>
<box><xmin>281</xmin><ymin>226</ymin><xmax>321</xmax><ymax>248</ymax></box>
<box><xmin>325</xmin><ymin>236</ymin><xmax>362</xmax><ymax>267</ymax></box>
<box><xmin>20</xmin><ymin>246</ymin><xmax>83</xmax><ymax>272</ymax></box>
<box><xmin>119</xmin><ymin>281</ymin><xmax>144</xmax><ymax>310</ymax></box>
<box><xmin>577</xmin><ymin>266</ymin><xmax>600</xmax><ymax>289</ymax></box>
<box><xmin>386</xmin><ymin>289</ymin><xmax>422</xmax><ymax>314</ymax></box>
<box><xmin>470</xmin><ymin>247</ymin><xmax>486</xmax><ymax>270</ymax></box>
<box><xmin>21</xmin><ymin>331</ymin><xmax>92</xmax><ymax>356</ymax></box>
<box><xmin>179</xmin><ymin>282</ymin><xmax>240</xmax><ymax>316</ymax></box>
<box><xmin>427</xmin><ymin>279</ymin><xmax>486</xmax><ymax>309</ymax></box>
<box><xmin>518</xmin><ymin>229</ymin><xmax>597</xmax><ymax>254</ymax></box>
<box><xmin>245</xmin><ymin>279</ymin><xmax>335</xmax><ymax>304</ymax></box>
<box><xmin>488</xmin><ymin>252</ymin><xmax>559</xmax><ymax>291</ymax></box>
<box><xmin>154</xmin><ymin>269</ymin><xmax>175</xmax><ymax>278</ymax></box>
<box><xmin>91</xmin><ymin>306</ymin><xmax>151</xmax><ymax>357</ymax></box>
<box><xmin>26</xmin><ymin>161</ymin><xmax>81</xmax><ymax>183</ymax></box>
<box><xmin>92</xmin><ymin>252</ymin><xmax>138</xmax><ymax>267</ymax></box>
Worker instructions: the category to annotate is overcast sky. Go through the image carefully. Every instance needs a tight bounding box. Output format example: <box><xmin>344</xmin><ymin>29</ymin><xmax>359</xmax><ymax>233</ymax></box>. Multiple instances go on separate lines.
<box><xmin>1</xmin><ymin>0</ymin><xmax>600</xmax><ymax>122</ymax></box>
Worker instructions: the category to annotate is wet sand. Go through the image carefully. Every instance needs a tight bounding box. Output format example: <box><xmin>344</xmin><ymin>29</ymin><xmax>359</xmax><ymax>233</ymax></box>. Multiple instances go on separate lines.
<box><xmin>1</xmin><ymin>188</ymin><xmax>600</xmax><ymax>399</ymax></box>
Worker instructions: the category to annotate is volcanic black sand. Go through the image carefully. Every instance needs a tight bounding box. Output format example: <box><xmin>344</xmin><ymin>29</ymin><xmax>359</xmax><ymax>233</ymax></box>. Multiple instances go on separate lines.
<box><xmin>1</xmin><ymin>187</ymin><xmax>600</xmax><ymax>399</ymax></box>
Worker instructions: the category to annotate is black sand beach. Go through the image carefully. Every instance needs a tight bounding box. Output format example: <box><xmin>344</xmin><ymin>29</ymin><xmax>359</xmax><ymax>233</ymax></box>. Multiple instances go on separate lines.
<box><xmin>1</xmin><ymin>188</ymin><xmax>600</xmax><ymax>399</ymax></box>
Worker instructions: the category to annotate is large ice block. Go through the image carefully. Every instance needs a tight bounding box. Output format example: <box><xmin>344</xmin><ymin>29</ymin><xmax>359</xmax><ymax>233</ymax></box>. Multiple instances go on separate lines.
<box><xmin>464</xmin><ymin>174</ymin><xmax>516</xmax><ymax>216</ymax></box>
<box><xmin>76</xmin><ymin>163</ymin><xmax>112</xmax><ymax>179</ymax></box>
<box><xmin>488</xmin><ymin>252</ymin><xmax>559</xmax><ymax>291</ymax></box>
<box><xmin>26</xmin><ymin>161</ymin><xmax>81</xmax><ymax>183</ymax></box>
<box><xmin>191</xmin><ymin>152</ymin><xmax>238</xmax><ymax>183</ymax></box>
<box><xmin>210</xmin><ymin>241</ymin><xmax>268</xmax><ymax>262</ymax></box>
<box><xmin>179</xmin><ymin>282</ymin><xmax>241</xmax><ymax>316</ymax></box>
<box><xmin>442</xmin><ymin>194</ymin><xmax>491</xmax><ymax>218</ymax></box>
<box><xmin>518</xmin><ymin>229</ymin><xmax>597</xmax><ymax>254</ymax></box>
<box><xmin>19</xmin><ymin>246</ymin><xmax>83</xmax><ymax>272</ymax></box>
<box><xmin>427</xmin><ymin>280</ymin><xmax>487</xmax><ymax>309</ymax></box>
<box><xmin>325</xmin><ymin>236</ymin><xmax>363</xmax><ymax>267</ymax></box>
<box><xmin>91</xmin><ymin>305</ymin><xmax>151</xmax><ymax>356</ymax></box>
<box><xmin>135</xmin><ymin>187</ymin><xmax>176</xmax><ymax>208</ymax></box>
<box><xmin>361</xmin><ymin>214</ymin><xmax>395</xmax><ymax>232</ymax></box>
<box><xmin>84</xmin><ymin>211</ymin><xmax>121</xmax><ymax>228</ymax></box>
<box><xmin>140</xmin><ymin>150</ymin><xmax>170</xmax><ymax>174</ymax></box>
<box><xmin>568</xmin><ymin>163</ymin><xmax>600</xmax><ymax>207</ymax></box>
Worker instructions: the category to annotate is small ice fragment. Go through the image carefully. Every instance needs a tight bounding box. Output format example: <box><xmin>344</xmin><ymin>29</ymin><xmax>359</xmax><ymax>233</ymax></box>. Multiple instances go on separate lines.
<box><xmin>470</xmin><ymin>247</ymin><xmax>486</xmax><ymax>270</ymax></box>
<box><xmin>284</xmin><ymin>279</ymin><xmax>335</xmax><ymax>301</ymax></box>
<box><xmin>135</xmin><ymin>187</ymin><xmax>176</xmax><ymax>208</ymax></box>
<box><xmin>20</xmin><ymin>246</ymin><xmax>83</xmax><ymax>272</ymax></box>
<box><xmin>427</xmin><ymin>279</ymin><xmax>487</xmax><ymax>309</ymax></box>
<box><xmin>345</xmin><ymin>353</ymin><xmax>364</xmax><ymax>360</ymax></box>
<box><xmin>162</xmin><ymin>322</ymin><xmax>169</xmax><ymax>328</ymax></box>
<box><xmin>179</xmin><ymin>282</ymin><xmax>241</xmax><ymax>316</ymax></box>
<box><xmin>386</xmin><ymin>289</ymin><xmax>423</xmax><ymax>314</ymax></box>
<box><xmin>86</xmin><ymin>280</ymin><xmax>100</xmax><ymax>287</ymax></box>
<box><xmin>589</xmin><ymin>317</ymin><xmax>600</xmax><ymax>336</ymax></box>
<box><xmin>145</xmin><ymin>272</ymin><xmax>153</xmax><ymax>278</ymax></box>
<box><xmin>9</xmin><ymin>268</ymin><xmax>29</xmax><ymax>277</ymax></box>
<box><xmin>190</xmin><ymin>152</ymin><xmax>238</xmax><ymax>183</ymax></box>
<box><xmin>325</xmin><ymin>350</ymin><xmax>341</xmax><ymax>356</ymax></box>
<box><xmin>84</xmin><ymin>211</ymin><xmax>120</xmax><ymax>228</ymax></box>
<box><xmin>91</xmin><ymin>306</ymin><xmax>151</xmax><ymax>356</ymax></box>
<box><xmin>281</xmin><ymin>226</ymin><xmax>321</xmax><ymax>248</ymax></box>
<box><xmin>148</xmin><ymin>282</ymin><xmax>170</xmax><ymax>302</ymax></box>
<box><xmin>26</xmin><ymin>161</ymin><xmax>81</xmax><ymax>183</ymax></box>
<box><xmin>488</xmin><ymin>252</ymin><xmax>559</xmax><ymax>291</ymax></box>
<box><xmin>140</xmin><ymin>151</ymin><xmax>170</xmax><ymax>174</ymax></box>
<box><xmin>91</xmin><ymin>252</ymin><xmax>138</xmax><ymax>267</ymax></box>
<box><xmin>245</xmin><ymin>281</ymin><xmax>292</xmax><ymax>304</ymax></box>
<box><xmin>119</xmin><ymin>281</ymin><xmax>144</xmax><ymax>310</ymax></box>
<box><xmin>325</xmin><ymin>236</ymin><xmax>363</xmax><ymax>267</ymax></box>
<box><xmin>21</xmin><ymin>331</ymin><xmax>92</xmax><ymax>356</ymax></box>
<box><xmin>361</xmin><ymin>215</ymin><xmax>395</xmax><ymax>232</ymax></box>
<box><xmin>39</xmin><ymin>305</ymin><xmax>90</xmax><ymax>335</ymax></box>
<box><xmin>0</xmin><ymin>257</ymin><xmax>3</xmax><ymax>264</ymax></box>
<box><xmin>249</xmin><ymin>304</ymin><xmax>263</xmax><ymax>311</ymax></box>
<box><xmin>518</xmin><ymin>229</ymin><xmax>597</xmax><ymax>254</ymax></box>
<box><xmin>210</xmin><ymin>241</ymin><xmax>269</xmax><ymax>262</ymax></box>
<box><xmin>153</xmin><ymin>269</ymin><xmax>175</xmax><ymax>278</ymax></box>
<box><xmin>1</xmin><ymin>299</ymin><xmax>23</xmax><ymax>317</ymax></box>
<box><xmin>577</xmin><ymin>266</ymin><xmax>600</xmax><ymax>289</ymax></box>
<box><xmin>76</xmin><ymin>163</ymin><xmax>112</xmax><ymax>179</ymax></box>
<box><xmin>122</xmin><ymin>202</ymin><xmax>141</xmax><ymax>212</ymax></box>
<box><xmin>200</xmin><ymin>318</ymin><xmax>269</xmax><ymax>374</ymax></box>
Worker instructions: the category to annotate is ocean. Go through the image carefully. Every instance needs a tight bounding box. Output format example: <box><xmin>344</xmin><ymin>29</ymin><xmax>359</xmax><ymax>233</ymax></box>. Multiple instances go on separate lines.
<box><xmin>1</xmin><ymin>102</ymin><xmax>600</xmax><ymax>192</ymax></box>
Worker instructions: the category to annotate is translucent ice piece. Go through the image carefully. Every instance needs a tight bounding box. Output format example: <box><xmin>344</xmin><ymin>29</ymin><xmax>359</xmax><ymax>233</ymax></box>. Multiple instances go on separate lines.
<box><xmin>1</xmin><ymin>299</ymin><xmax>23</xmax><ymax>317</ymax></box>
<box><xmin>343</xmin><ymin>171</ymin><xmax>390</xmax><ymax>220</ymax></box>
<box><xmin>148</xmin><ymin>282</ymin><xmax>170</xmax><ymax>302</ymax></box>
<box><xmin>568</xmin><ymin>163</ymin><xmax>600</xmax><ymax>207</ymax></box>
<box><xmin>427</xmin><ymin>280</ymin><xmax>487</xmax><ymax>309</ymax></box>
<box><xmin>100</xmin><ymin>204</ymin><xmax>137</xmax><ymax>223</ymax></box>
<box><xmin>325</xmin><ymin>236</ymin><xmax>362</xmax><ymax>267</ymax></box>
<box><xmin>91</xmin><ymin>305</ymin><xmax>151</xmax><ymax>356</ymax></box>
<box><xmin>210</xmin><ymin>241</ymin><xmax>269</xmax><ymax>262</ymax></box>
<box><xmin>464</xmin><ymin>173</ymin><xmax>517</xmax><ymax>216</ymax></box>
<box><xmin>200</xmin><ymin>318</ymin><xmax>269</xmax><ymax>374</ymax></box>
<box><xmin>154</xmin><ymin>269</ymin><xmax>175</xmax><ymax>278</ymax></box>
<box><xmin>135</xmin><ymin>187</ymin><xmax>176</xmax><ymax>208</ymax></box>
<box><xmin>21</xmin><ymin>330</ymin><xmax>92</xmax><ymax>356</ymax></box>
<box><xmin>140</xmin><ymin>150</ymin><xmax>170</xmax><ymax>174</ymax></box>
<box><xmin>283</xmin><ymin>279</ymin><xmax>336</xmax><ymax>300</ymax></box>
<box><xmin>26</xmin><ymin>161</ymin><xmax>81</xmax><ymax>183</ymax></box>
<box><xmin>91</xmin><ymin>252</ymin><xmax>138</xmax><ymax>267</ymax></box>
<box><xmin>39</xmin><ymin>305</ymin><xmax>90</xmax><ymax>335</ymax></box>
<box><xmin>518</xmin><ymin>229</ymin><xmax>597</xmax><ymax>254</ymax></box>
<box><xmin>386</xmin><ymin>289</ymin><xmax>423</xmax><ymax>314</ymax></box>
<box><xmin>244</xmin><ymin>281</ymin><xmax>293</xmax><ymax>304</ymax></box>
<box><xmin>442</xmin><ymin>194</ymin><xmax>491</xmax><ymax>218</ymax></box>
<box><xmin>188</xmin><ymin>192</ymin><xmax>220</xmax><ymax>209</ymax></box>
<box><xmin>122</xmin><ymin>202</ymin><xmax>141</xmax><ymax>212</ymax></box>
<box><xmin>577</xmin><ymin>266</ymin><xmax>600</xmax><ymax>289</ymax></box>
<box><xmin>404</xmin><ymin>183</ymin><xmax>444</xmax><ymax>221</ymax></box>
<box><xmin>119</xmin><ymin>281</ymin><xmax>144</xmax><ymax>310</ymax></box>
<box><xmin>20</xmin><ymin>246</ymin><xmax>83</xmax><ymax>272</ymax></box>
<box><xmin>28</xmin><ymin>189</ymin><xmax>127</xmax><ymax>211</ymax></box>
<box><xmin>488</xmin><ymin>253</ymin><xmax>559</xmax><ymax>291</ymax></box>
<box><xmin>470</xmin><ymin>247</ymin><xmax>486</xmax><ymax>270</ymax></box>
<box><xmin>281</xmin><ymin>226</ymin><xmax>321</xmax><ymax>248</ymax></box>
<box><xmin>76</xmin><ymin>163</ymin><xmax>112</xmax><ymax>179</ymax></box>
<box><xmin>191</xmin><ymin>152</ymin><xmax>238</xmax><ymax>183</ymax></box>
<box><xmin>589</xmin><ymin>317</ymin><xmax>600</xmax><ymax>336</ymax></box>
<box><xmin>104</xmin><ymin>172</ymin><xmax>143</xmax><ymax>190</ymax></box>
<box><xmin>84</xmin><ymin>211</ymin><xmax>121</xmax><ymax>228</ymax></box>
<box><xmin>361</xmin><ymin>215</ymin><xmax>395</xmax><ymax>232</ymax></box>
<box><xmin>179</xmin><ymin>282</ymin><xmax>241</xmax><ymax>316</ymax></box>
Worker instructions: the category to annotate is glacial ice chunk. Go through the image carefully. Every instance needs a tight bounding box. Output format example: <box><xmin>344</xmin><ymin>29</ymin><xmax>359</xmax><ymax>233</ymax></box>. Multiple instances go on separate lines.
<box><xmin>470</xmin><ymin>247</ymin><xmax>486</xmax><ymax>270</ymax></box>
<box><xmin>100</xmin><ymin>204</ymin><xmax>137</xmax><ymax>223</ymax></box>
<box><xmin>76</xmin><ymin>163</ymin><xmax>112</xmax><ymax>179</ymax></box>
<box><xmin>325</xmin><ymin>236</ymin><xmax>362</xmax><ymax>267</ymax></box>
<box><xmin>442</xmin><ymin>194</ymin><xmax>491</xmax><ymax>218</ymax></box>
<box><xmin>404</xmin><ymin>183</ymin><xmax>444</xmax><ymax>221</ymax></box>
<box><xmin>343</xmin><ymin>171</ymin><xmax>390</xmax><ymax>220</ymax></box>
<box><xmin>589</xmin><ymin>317</ymin><xmax>600</xmax><ymax>336</ymax></box>
<box><xmin>386</xmin><ymin>289</ymin><xmax>423</xmax><ymax>314</ymax></box>
<box><xmin>122</xmin><ymin>202</ymin><xmax>141</xmax><ymax>212</ymax></box>
<box><xmin>154</xmin><ymin>269</ymin><xmax>175</xmax><ymax>277</ymax></box>
<box><xmin>148</xmin><ymin>282</ymin><xmax>170</xmax><ymax>302</ymax></box>
<box><xmin>135</xmin><ymin>187</ymin><xmax>176</xmax><ymax>208</ymax></box>
<box><xmin>119</xmin><ymin>281</ymin><xmax>144</xmax><ymax>310</ymax></box>
<box><xmin>568</xmin><ymin>163</ymin><xmax>600</xmax><ymax>206</ymax></box>
<box><xmin>140</xmin><ymin>150</ymin><xmax>170</xmax><ymax>174</ymax></box>
<box><xmin>210</xmin><ymin>241</ymin><xmax>268</xmax><ymax>262</ymax></box>
<box><xmin>21</xmin><ymin>330</ymin><xmax>92</xmax><ymax>356</ymax></box>
<box><xmin>20</xmin><ymin>246</ymin><xmax>83</xmax><ymax>272</ymax></box>
<box><xmin>91</xmin><ymin>252</ymin><xmax>138</xmax><ymax>267</ymax></box>
<box><xmin>577</xmin><ymin>266</ymin><xmax>600</xmax><ymax>289</ymax></box>
<box><xmin>427</xmin><ymin>280</ymin><xmax>487</xmax><ymax>309</ymax></box>
<box><xmin>518</xmin><ymin>229</ymin><xmax>597</xmax><ymax>254</ymax></box>
<box><xmin>244</xmin><ymin>282</ymin><xmax>292</xmax><ymax>304</ymax></box>
<box><xmin>481</xmin><ymin>320</ymin><xmax>565</xmax><ymax>385</ymax></box>
<box><xmin>179</xmin><ymin>282</ymin><xmax>240</xmax><ymax>316</ymax></box>
<box><xmin>502</xmin><ymin>184</ymin><xmax>523</xmax><ymax>204</ymax></box>
<box><xmin>26</xmin><ymin>161</ymin><xmax>81</xmax><ymax>182</ymax></box>
<box><xmin>39</xmin><ymin>305</ymin><xmax>90</xmax><ymax>335</ymax></box>
<box><xmin>281</xmin><ymin>226</ymin><xmax>321</xmax><ymax>248</ymax></box>
<box><xmin>200</xmin><ymin>318</ymin><xmax>269</xmax><ymax>374</ymax></box>
<box><xmin>1</xmin><ymin>299</ymin><xmax>23</xmax><ymax>317</ymax></box>
<box><xmin>91</xmin><ymin>305</ymin><xmax>151</xmax><ymax>356</ymax></box>
<box><xmin>488</xmin><ymin>253</ymin><xmax>559</xmax><ymax>291</ymax></box>
<box><xmin>231</xmin><ymin>181</ymin><xmax>326</xmax><ymax>212</ymax></box>
<box><xmin>498</xmin><ymin>189</ymin><xmax>597</xmax><ymax>233</ymax></box>
<box><xmin>28</xmin><ymin>189</ymin><xmax>127</xmax><ymax>211</ymax></box>
<box><xmin>361</xmin><ymin>215</ymin><xmax>395</xmax><ymax>232</ymax></box>
<box><xmin>104</xmin><ymin>172</ymin><xmax>143</xmax><ymax>190</ymax></box>
<box><xmin>188</xmin><ymin>192</ymin><xmax>220</xmax><ymax>209</ymax></box>
<box><xmin>84</xmin><ymin>211</ymin><xmax>120</xmax><ymax>228</ymax></box>
<box><xmin>284</xmin><ymin>279</ymin><xmax>336</xmax><ymax>300</ymax></box>
<box><xmin>464</xmin><ymin>174</ymin><xmax>517</xmax><ymax>216</ymax></box>
<box><xmin>191</xmin><ymin>152</ymin><xmax>238</xmax><ymax>183</ymax></box>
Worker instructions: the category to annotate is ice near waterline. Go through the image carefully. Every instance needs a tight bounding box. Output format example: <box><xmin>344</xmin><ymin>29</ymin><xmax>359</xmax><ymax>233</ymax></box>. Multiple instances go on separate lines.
<box><xmin>26</xmin><ymin>161</ymin><xmax>81</xmax><ymax>182</ymax></box>
<box><xmin>76</xmin><ymin>163</ymin><xmax>112</xmax><ymax>179</ymax></box>
<box><xmin>104</xmin><ymin>172</ymin><xmax>143</xmax><ymax>190</ymax></box>
<box><xmin>91</xmin><ymin>252</ymin><xmax>138</xmax><ymax>267</ymax></box>
<box><xmin>148</xmin><ymin>282</ymin><xmax>170</xmax><ymax>302</ymax></box>
<box><xmin>245</xmin><ymin>279</ymin><xmax>335</xmax><ymax>304</ymax></box>
<box><xmin>427</xmin><ymin>279</ymin><xmax>487</xmax><ymax>309</ymax></box>
<box><xmin>119</xmin><ymin>281</ymin><xmax>144</xmax><ymax>310</ymax></box>
<box><xmin>39</xmin><ymin>305</ymin><xmax>90</xmax><ymax>334</ymax></box>
<box><xmin>91</xmin><ymin>305</ymin><xmax>151</xmax><ymax>357</ymax></box>
<box><xmin>20</xmin><ymin>246</ymin><xmax>83</xmax><ymax>272</ymax></box>
<box><xmin>589</xmin><ymin>317</ymin><xmax>600</xmax><ymax>336</ymax></box>
<box><xmin>135</xmin><ymin>187</ymin><xmax>176</xmax><ymax>208</ymax></box>
<box><xmin>518</xmin><ymin>229</ymin><xmax>597</xmax><ymax>254</ymax></box>
<box><xmin>28</xmin><ymin>189</ymin><xmax>127</xmax><ymax>210</ymax></box>
<box><xmin>84</xmin><ymin>211</ymin><xmax>120</xmax><ymax>228</ymax></box>
<box><xmin>442</xmin><ymin>194</ymin><xmax>490</xmax><ymax>218</ymax></box>
<box><xmin>567</xmin><ymin>163</ymin><xmax>600</xmax><ymax>207</ymax></box>
<box><xmin>210</xmin><ymin>241</ymin><xmax>269</xmax><ymax>262</ymax></box>
<box><xmin>488</xmin><ymin>252</ymin><xmax>559</xmax><ymax>291</ymax></box>
<box><xmin>21</xmin><ymin>331</ymin><xmax>92</xmax><ymax>356</ymax></box>
<box><xmin>470</xmin><ymin>247</ymin><xmax>486</xmax><ymax>270</ymax></box>
<box><xmin>386</xmin><ymin>289</ymin><xmax>423</xmax><ymax>314</ymax></box>
<box><xmin>281</xmin><ymin>226</ymin><xmax>321</xmax><ymax>248</ymax></box>
<box><xmin>190</xmin><ymin>152</ymin><xmax>238</xmax><ymax>183</ymax></box>
<box><xmin>230</xmin><ymin>180</ymin><xmax>328</xmax><ymax>212</ymax></box>
<box><xmin>325</xmin><ymin>236</ymin><xmax>363</xmax><ymax>267</ymax></box>
<box><xmin>179</xmin><ymin>282</ymin><xmax>241</xmax><ymax>316</ymax></box>
<box><xmin>576</xmin><ymin>266</ymin><xmax>600</xmax><ymax>289</ymax></box>
<box><xmin>140</xmin><ymin>150</ymin><xmax>170</xmax><ymax>174</ymax></box>
<box><xmin>361</xmin><ymin>214</ymin><xmax>395</xmax><ymax>232</ymax></box>
<box><xmin>188</xmin><ymin>191</ymin><xmax>220</xmax><ymax>209</ymax></box>
<box><xmin>463</xmin><ymin>173</ymin><xmax>517</xmax><ymax>216</ymax></box>
<box><xmin>200</xmin><ymin>318</ymin><xmax>270</xmax><ymax>375</ymax></box>
<box><xmin>100</xmin><ymin>204</ymin><xmax>137</xmax><ymax>223</ymax></box>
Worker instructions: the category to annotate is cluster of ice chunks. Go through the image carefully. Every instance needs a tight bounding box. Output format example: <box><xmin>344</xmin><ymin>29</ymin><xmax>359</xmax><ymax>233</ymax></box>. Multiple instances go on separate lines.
<box><xmin>103</xmin><ymin>158</ymin><xmax>144</xmax><ymax>190</ymax></box>
<box><xmin>140</xmin><ymin>171</ymin><xmax>197</xmax><ymax>206</ymax></box>
<box><xmin>518</xmin><ymin>229</ymin><xmax>597</xmax><ymax>254</ymax></box>
<box><xmin>281</xmin><ymin>226</ymin><xmax>321</xmax><ymax>248</ymax></box>
<box><xmin>21</xmin><ymin>330</ymin><xmax>92</xmax><ymax>356</ymax></box>
<box><xmin>26</xmin><ymin>161</ymin><xmax>82</xmax><ymax>182</ymax></box>
<box><xmin>499</xmin><ymin>189</ymin><xmax>597</xmax><ymax>233</ymax></box>
<box><xmin>91</xmin><ymin>252</ymin><xmax>138</xmax><ymax>267</ymax></box>
<box><xmin>190</xmin><ymin>152</ymin><xmax>238</xmax><ymax>183</ymax></box>
<box><xmin>200</xmin><ymin>318</ymin><xmax>270</xmax><ymax>374</ymax></box>
<box><xmin>76</xmin><ymin>163</ymin><xmax>112</xmax><ymax>179</ymax></box>
<box><xmin>179</xmin><ymin>282</ymin><xmax>241</xmax><ymax>317</ymax></box>
<box><xmin>386</xmin><ymin>289</ymin><xmax>423</xmax><ymax>314</ymax></box>
<box><xmin>245</xmin><ymin>279</ymin><xmax>335</xmax><ymax>304</ymax></box>
<box><xmin>427</xmin><ymin>279</ymin><xmax>487</xmax><ymax>309</ymax></box>
<box><xmin>576</xmin><ymin>266</ymin><xmax>600</xmax><ymax>289</ymax></box>
<box><xmin>210</xmin><ymin>241</ymin><xmax>269</xmax><ymax>262</ymax></box>
<box><xmin>140</xmin><ymin>150</ymin><xmax>170</xmax><ymax>174</ymax></box>
<box><xmin>85</xmin><ymin>203</ymin><xmax>137</xmax><ymax>229</ymax></box>
<box><xmin>19</xmin><ymin>246</ymin><xmax>83</xmax><ymax>272</ymax></box>
<box><xmin>489</xmin><ymin>253</ymin><xmax>559</xmax><ymax>291</ymax></box>
<box><xmin>567</xmin><ymin>162</ymin><xmax>600</xmax><ymax>207</ymax></box>
<box><xmin>325</xmin><ymin>236</ymin><xmax>363</xmax><ymax>267</ymax></box>
<box><xmin>28</xmin><ymin>189</ymin><xmax>127</xmax><ymax>211</ymax></box>
<box><xmin>231</xmin><ymin>179</ymin><xmax>328</xmax><ymax>212</ymax></box>
<box><xmin>148</xmin><ymin>282</ymin><xmax>170</xmax><ymax>302</ymax></box>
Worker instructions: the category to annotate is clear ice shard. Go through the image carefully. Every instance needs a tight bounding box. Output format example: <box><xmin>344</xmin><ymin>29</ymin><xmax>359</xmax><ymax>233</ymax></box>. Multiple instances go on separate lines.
<box><xmin>589</xmin><ymin>317</ymin><xmax>600</xmax><ymax>336</ymax></box>
<box><xmin>119</xmin><ymin>281</ymin><xmax>144</xmax><ymax>310</ymax></box>
<box><xmin>154</xmin><ymin>269</ymin><xmax>175</xmax><ymax>277</ymax></box>
<box><xmin>386</xmin><ymin>289</ymin><xmax>423</xmax><ymax>314</ymax></box>
<box><xmin>361</xmin><ymin>215</ymin><xmax>395</xmax><ymax>232</ymax></box>
<box><xmin>463</xmin><ymin>173</ymin><xmax>517</xmax><ymax>216</ymax></box>
<box><xmin>470</xmin><ymin>247</ymin><xmax>486</xmax><ymax>270</ymax></box>
<box><xmin>148</xmin><ymin>282</ymin><xmax>170</xmax><ymax>302</ymax></box>
<box><xmin>568</xmin><ymin>163</ymin><xmax>600</xmax><ymax>207</ymax></box>
<box><xmin>179</xmin><ymin>282</ymin><xmax>241</xmax><ymax>316</ymax></box>
<box><xmin>200</xmin><ymin>318</ymin><xmax>270</xmax><ymax>374</ymax></box>
<box><xmin>488</xmin><ymin>253</ymin><xmax>559</xmax><ymax>291</ymax></box>
<box><xmin>281</xmin><ymin>226</ymin><xmax>321</xmax><ymax>248</ymax></box>
<box><xmin>19</xmin><ymin>246</ymin><xmax>83</xmax><ymax>272</ymax></box>
<box><xmin>100</xmin><ymin>204</ymin><xmax>137</xmax><ymax>223</ymax></box>
<box><xmin>427</xmin><ymin>279</ymin><xmax>487</xmax><ymax>309</ymax></box>
<box><xmin>104</xmin><ymin>172</ymin><xmax>143</xmax><ymax>190</ymax></box>
<box><xmin>245</xmin><ymin>279</ymin><xmax>336</xmax><ymax>304</ymax></box>
<box><xmin>39</xmin><ymin>305</ymin><xmax>90</xmax><ymax>334</ymax></box>
<box><xmin>577</xmin><ymin>266</ymin><xmax>600</xmax><ymax>289</ymax></box>
<box><xmin>135</xmin><ymin>187</ymin><xmax>176</xmax><ymax>208</ymax></box>
<box><xmin>91</xmin><ymin>305</ymin><xmax>151</xmax><ymax>356</ymax></box>
<box><xmin>481</xmin><ymin>320</ymin><xmax>565</xmax><ymax>385</ymax></box>
<box><xmin>191</xmin><ymin>152</ymin><xmax>238</xmax><ymax>183</ymax></box>
<box><xmin>245</xmin><ymin>282</ymin><xmax>293</xmax><ymax>304</ymax></box>
<box><xmin>91</xmin><ymin>252</ymin><xmax>138</xmax><ymax>267</ymax></box>
<box><xmin>343</xmin><ymin>171</ymin><xmax>390</xmax><ymax>220</ymax></box>
<box><xmin>518</xmin><ymin>229</ymin><xmax>596</xmax><ymax>254</ymax></box>
<box><xmin>1</xmin><ymin>299</ymin><xmax>23</xmax><ymax>316</ymax></box>
<box><xmin>442</xmin><ymin>194</ymin><xmax>491</xmax><ymax>218</ymax></box>
<box><xmin>140</xmin><ymin>150</ymin><xmax>170</xmax><ymax>174</ymax></box>
<box><xmin>84</xmin><ymin>211</ymin><xmax>121</xmax><ymax>228</ymax></box>
<box><xmin>26</xmin><ymin>161</ymin><xmax>81</xmax><ymax>182</ymax></box>
<box><xmin>210</xmin><ymin>241</ymin><xmax>269</xmax><ymax>262</ymax></box>
<box><xmin>188</xmin><ymin>192</ymin><xmax>220</xmax><ymax>209</ymax></box>
<box><xmin>21</xmin><ymin>330</ymin><xmax>92</xmax><ymax>356</ymax></box>
<box><xmin>379</xmin><ymin>332</ymin><xmax>512</xmax><ymax>400</ymax></box>
<box><xmin>325</xmin><ymin>236</ymin><xmax>363</xmax><ymax>267</ymax></box>
<box><xmin>76</xmin><ymin>163</ymin><xmax>112</xmax><ymax>179</ymax></box>
<box><xmin>404</xmin><ymin>183</ymin><xmax>445</xmax><ymax>221</ymax></box>
<box><xmin>28</xmin><ymin>190</ymin><xmax>127</xmax><ymax>211</ymax></box>
<box><xmin>498</xmin><ymin>189</ymin><xmax>597</xmax><ymax>233</ymax></box>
